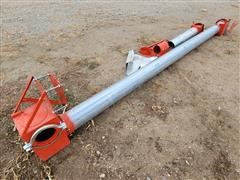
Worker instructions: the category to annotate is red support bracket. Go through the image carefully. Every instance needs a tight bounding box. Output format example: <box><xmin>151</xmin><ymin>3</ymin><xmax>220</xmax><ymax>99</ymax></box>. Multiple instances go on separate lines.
<box><xmin>11</xmin><ymin>73</ymin><xmax>74</xmax><ymax>160</ymax></box>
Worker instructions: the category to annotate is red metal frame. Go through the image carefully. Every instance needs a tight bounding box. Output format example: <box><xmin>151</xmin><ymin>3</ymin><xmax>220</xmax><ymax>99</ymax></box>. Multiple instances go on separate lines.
<box><xmin>12</xmin><ymin>74</ymin><xmax>67</xmax><ymax>136</ymax></box>
<box><xmin>11</xmin><ymin>73</ymin><xmax>74</xmax><ymax>160</ymax></box>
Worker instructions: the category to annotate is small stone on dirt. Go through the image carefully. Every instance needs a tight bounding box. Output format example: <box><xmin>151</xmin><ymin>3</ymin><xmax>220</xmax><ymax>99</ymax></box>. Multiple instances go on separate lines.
<box><xmin>99</xmin><ymin>173</ymin><xmax>106</xmax><ymax>178</ymax></box>
<box><xmin>151</xmin><ymin>105</ymin><xmax>162</xmax><ymax>111</ymax></box>
<box><xmin>173</xmin><ymin>97</ymin><xmax>178</xmax><ymax>104</ymax></box>
<box><xmin>185</xmin><ymin>160</ymin><xmax>190</xmax><ymax>166</ymax></box>
<box><xmin>146</xmin><ymin>176</ymin><xmax>152</xmax><ymax>180</ymax></box>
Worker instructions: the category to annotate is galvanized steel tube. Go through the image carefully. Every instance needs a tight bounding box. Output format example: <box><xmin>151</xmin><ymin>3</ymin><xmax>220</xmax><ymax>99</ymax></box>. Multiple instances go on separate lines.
<box><xmin>169</xmin><ymin>27</ymin><xmax>199</xmax><ymax>47</ymax></box>
<box><xmin>67</xmin><ymin>25</ymin><xmax>219</xmax><ymax>129</ymax></box>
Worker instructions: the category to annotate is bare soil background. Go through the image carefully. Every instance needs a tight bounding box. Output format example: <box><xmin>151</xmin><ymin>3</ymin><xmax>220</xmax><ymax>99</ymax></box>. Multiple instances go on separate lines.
<box><xmin>0</xmin><ymin>1</ymin><xmax>239</xmax><ymax>179</ymax></box>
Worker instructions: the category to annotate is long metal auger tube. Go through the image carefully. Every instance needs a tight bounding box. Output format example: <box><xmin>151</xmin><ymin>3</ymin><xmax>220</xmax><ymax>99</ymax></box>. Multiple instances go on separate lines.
<box><xmin>67</xmin><ymin>24</ymin><xmax>219</xmax><ymax>129</ymax></box>
<box><xmin>11</xmin><ymin>19</ymin><xmax>232</xmax><ymax>160</ymax></box>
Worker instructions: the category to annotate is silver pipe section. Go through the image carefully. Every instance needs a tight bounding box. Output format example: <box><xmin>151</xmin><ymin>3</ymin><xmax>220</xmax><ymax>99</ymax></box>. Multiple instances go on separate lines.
<box><xmin>169</xmin><ymin>27</ymin><xmax>199</xmax><ymax>47</ymax></box>
<box><xmin>67</xmin><ymin>25</ymin><xmax>219</xmax><ymax>129</ymax></box>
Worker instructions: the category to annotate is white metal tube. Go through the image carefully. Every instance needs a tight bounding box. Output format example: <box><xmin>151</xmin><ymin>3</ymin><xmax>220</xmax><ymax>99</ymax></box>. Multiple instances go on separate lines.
<box><xmin>67</xmin><ymin>25</ymin><xmax>219</xmax><ymax>129</ymax></box>
<box><xmin>169</xmin><ymin>27</ymin><xmax>199</xmax><ymax>47</ymax></box>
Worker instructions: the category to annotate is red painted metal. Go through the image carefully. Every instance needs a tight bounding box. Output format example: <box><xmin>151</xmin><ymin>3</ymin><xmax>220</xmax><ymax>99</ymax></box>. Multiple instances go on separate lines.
<box><xmin>11</xmin><ymin>73</ymin><xmax>74</xmax><ymax>160</ymax></box>
<box><xmin>216</xmin><ymin>18</ymin><xmax>230</xmax><ymax>36</ymax></box>
<box><xmin>139</xmin><ymin>40</ymin><xmax>171</xmax><ymax>57</ymax></box>
<box><xmin>191</xmin><ymin>22</ymin><xmax>204</xmax><ymax>33</ymax></box>
<box><xmin>60</xmin><ymin>113</ymin><xmax>75</xmax><ymax>133</ymax></box>
<box><xmin>216</xmin><ymin>18</ymin><xmax>238</xmax><ymax>36</ymax></box>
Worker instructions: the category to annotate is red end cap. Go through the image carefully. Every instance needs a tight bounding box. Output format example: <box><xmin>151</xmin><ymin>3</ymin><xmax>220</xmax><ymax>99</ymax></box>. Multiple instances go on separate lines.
<box><xmin>139</xmin><ymin>40</ymin><xmax>171</xmax><ymax>57</ymax></box>
<box><xmin>191</xmin><ymin>23</ymin><xmax>204</xmax><ymax>33</ymax></box>
<box><xmin>216</xmin><ymin>18</ymin><xmax>230</xmax><ymax>36</ymax></box>
<box><xmin>153</xmin><ymin>40</ymin><xmax>171</xmax><ymax>56</ymax></box>
<box><xmin>139</xmin><ymin>46</ymin><xmax>156</xmax><ymax>57</ymax></box>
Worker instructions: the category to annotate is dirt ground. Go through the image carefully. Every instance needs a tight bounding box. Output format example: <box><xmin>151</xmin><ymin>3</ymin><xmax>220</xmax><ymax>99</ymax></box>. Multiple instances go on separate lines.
<box><xmin>0</xmin><ymin>1</ymin><xmax>239</xmax><ymax>180</ymax></box>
